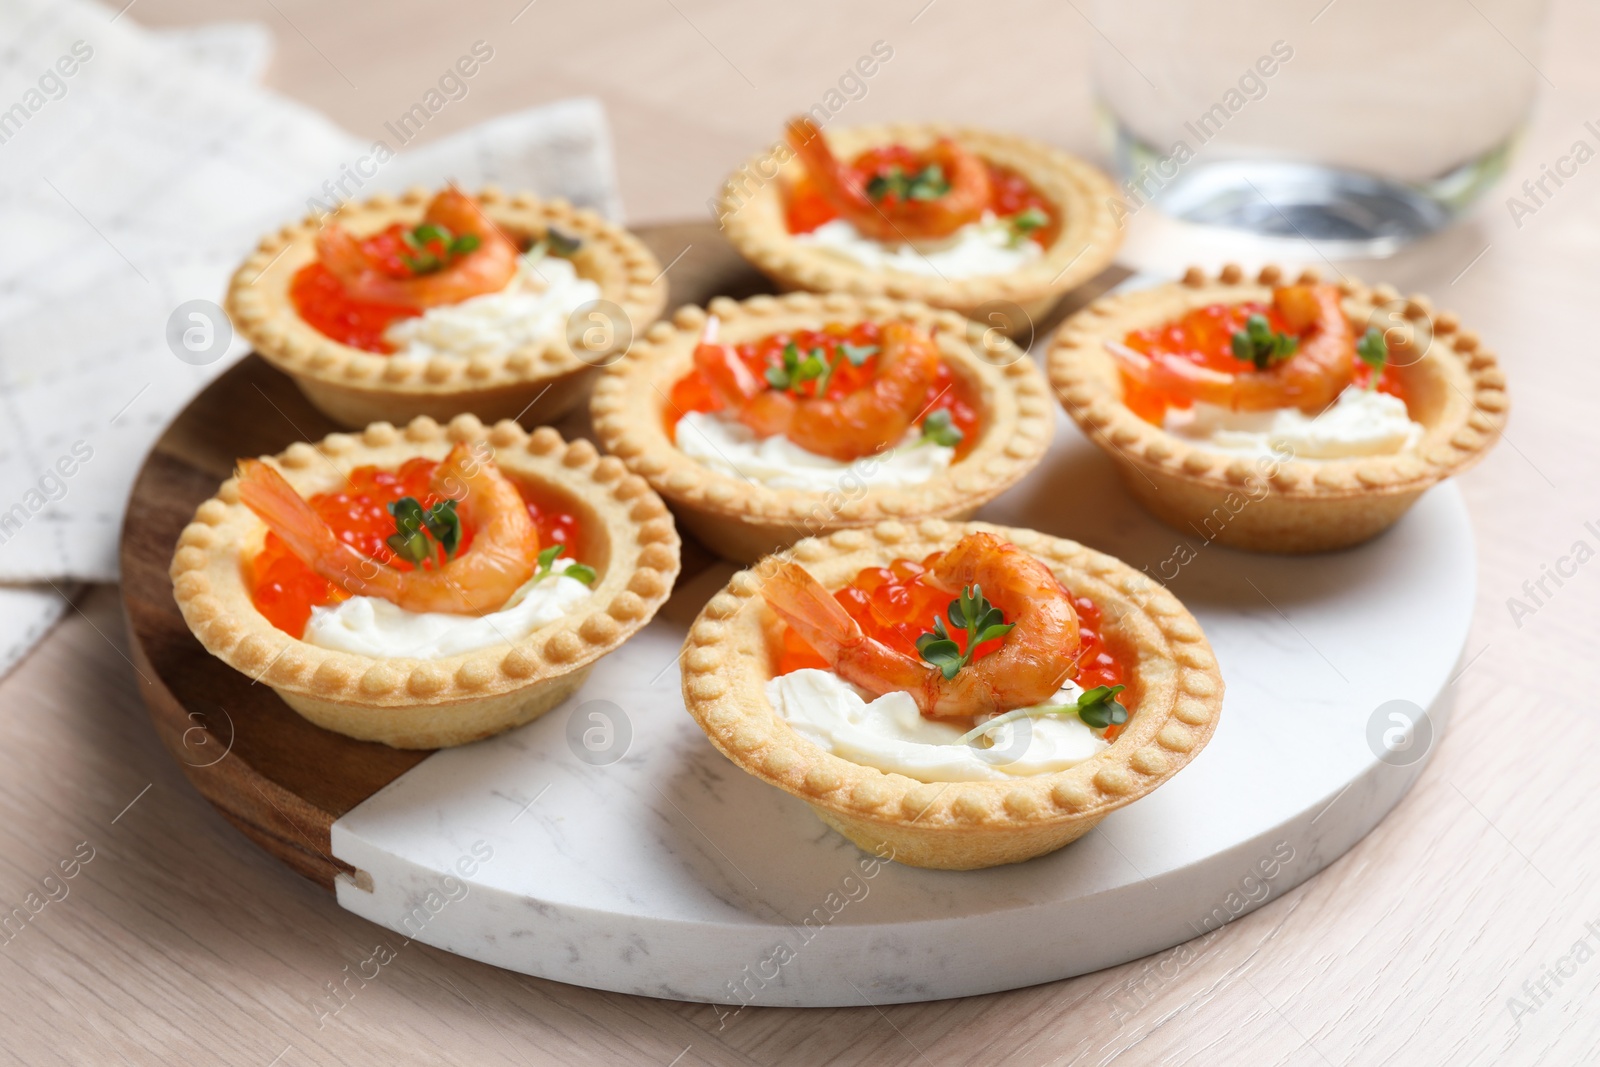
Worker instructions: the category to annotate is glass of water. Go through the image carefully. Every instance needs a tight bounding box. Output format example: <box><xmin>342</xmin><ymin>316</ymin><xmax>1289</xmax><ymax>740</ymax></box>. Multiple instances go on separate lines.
<box><xmin>1090</xmin><ymin>0</ymin><xmax>1551</xmax><ymax>257</ymax></box>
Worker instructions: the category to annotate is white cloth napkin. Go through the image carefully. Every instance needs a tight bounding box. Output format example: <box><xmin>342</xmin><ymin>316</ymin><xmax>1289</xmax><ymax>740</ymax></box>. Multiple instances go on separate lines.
<box><xmin>0</xmin><ymin>0</ymin><xmax>623</xmax><ymax>676</ymax></box>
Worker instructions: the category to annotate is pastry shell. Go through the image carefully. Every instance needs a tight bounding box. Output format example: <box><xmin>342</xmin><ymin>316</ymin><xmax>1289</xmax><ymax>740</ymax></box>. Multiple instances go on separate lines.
<box><xmin>169</xmin><ymin>415</ymin><xmax>680</xmax><ymax>749</ymax></box>
<box><xmin>226</xmin><ymin>186</ymin><xmax>668</xmax><ymax>430</ymax></box>
<box><xmin>1048</xmin><ymin>264</ymin><xmax>1510</xmax><ymax>553</ymax></box>
<box><xmin>590</xmin><ymin>292</ymin><xmax>1055</xmax><ymax>563</ymax></box>
<box><xmin>679</xmin><ymin>521</ymin><xmax>1223</xmax><ymax>870</ymax></box>
<box><xmin>716</xmin><ymin>123</ymin><xmax>1122</xmax><ymax>333</ymax></box>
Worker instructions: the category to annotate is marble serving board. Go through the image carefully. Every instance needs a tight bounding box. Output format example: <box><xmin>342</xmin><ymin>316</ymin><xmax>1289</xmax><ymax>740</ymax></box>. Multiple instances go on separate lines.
<box><xmin>330</xmin><ymin>408</ymin><xmax>1474</xmax><ymax>1007</ymax></box>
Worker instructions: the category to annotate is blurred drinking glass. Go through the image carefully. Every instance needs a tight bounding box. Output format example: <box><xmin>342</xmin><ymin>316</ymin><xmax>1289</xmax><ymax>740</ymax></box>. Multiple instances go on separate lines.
<box><xmin>1090</xmin><ymin>0</ymin><xmax>1551</xmax><ymax>257</ymax></box>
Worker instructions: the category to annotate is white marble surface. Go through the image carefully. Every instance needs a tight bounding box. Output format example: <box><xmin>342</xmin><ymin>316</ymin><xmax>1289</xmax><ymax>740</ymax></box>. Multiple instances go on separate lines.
<box><xmin>330</xmin><ymin>397</ymin><xmax>1475</xmax><ymax>1007</ymax></box>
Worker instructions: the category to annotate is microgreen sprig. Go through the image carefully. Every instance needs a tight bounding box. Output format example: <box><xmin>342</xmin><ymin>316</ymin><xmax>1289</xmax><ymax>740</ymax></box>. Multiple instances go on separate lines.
<box><xmin>914</xmin><ymin>585</ymin><xmax>1014</xmax><ymax>680</ymax></box>
<box><xmin>544</xmin><ymin>226</ymin><xmax>582</xmax><ymax>257</ymax></box>
<box><xmin>385</xmin><ymin>497</ymin><xmax>462</xmax><ymax>567</ymax></box>
<box><xmin>919</xmin><ymin>409</ymin><xmax>963</xmax><ymax>448</ymax></box>
<box><xmin>865</xmin><ymin>164</ymin><xmax>951</xmax><ymax>203</ymax></box>
<box><xmin>955</xmin><ymin>684</ymin><xmax>1129</xmax><ymax>746</ymax></box>
<box><xmin>401</xmin><ymin>222</ymin><xmax>481</xmax><ymax>275</ymax></box>
<box><xmin>765</xmin><ymin>340</ymin><xmax>878</xmax><ymax>396</ymax></box>
<box><xmin>1356</xmin><ymin>327</ymin><xmax>1388</xmax><ymax>388</ymax></box>
<box><xmin>1007</xmin><ymin>207</ymin><xmax>1049</xmax><ymax>247</ymax></box>
<box><xmin>1230</xmin><ymin>314</ymin><xmax>1299</xmax><ymax>370</ymax></box>
<box><xmin>534</xmin><ymin>544</ymin><xmax>596</xmax><ymax>586</ymax></box>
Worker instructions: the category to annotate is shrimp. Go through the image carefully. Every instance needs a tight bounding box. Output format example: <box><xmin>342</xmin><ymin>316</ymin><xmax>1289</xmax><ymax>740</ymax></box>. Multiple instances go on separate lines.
<box><xmin>785</xmin><ymin>117</ymin><xmax>992</xmax><ymax>242</ymax></box>
<box><xmin>762</xmin><ymin>533</ymin><xmax>1081</xmax><ymax>719</ymax></box>
<box><xmin>1111</xmin><ymin>284</ymin><xmax>1356</xmax><ymax>414</ymax></box>
<box><xmin>237</xmin><ymin>442</ymin><xmax>539</xmax><ymax>616</ymax></box>
<box><xmin>315</xmin><ymin>188</ymin><xmax>519</xmax><ymax>309</ymax></box>
<box><xmin>695</xmin><ymin>321</ymin><xmax>941</xmax><ymax>463</ymax></box>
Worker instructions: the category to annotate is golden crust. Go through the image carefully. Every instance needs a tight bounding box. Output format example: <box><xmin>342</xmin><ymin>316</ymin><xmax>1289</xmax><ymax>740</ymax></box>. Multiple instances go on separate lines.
<box><xmin>226</xmin><ymin>186</ymin><xmax>669</xmax><ymax>428</ymax></box>
<box><xmin>717</xmin><ymin>124</ymin><xmax>1123</xmax><ymax>328</ymax></box>
<box><xmin>679</xmin><ymin>521</ymin><xmax>1223</xmax><ymax>870</ymax></box>
<box><xmin>1047</xmin><ymin>264</ymin><xmax>1510</xmax><ymax>553</ymax></box>
<box><xmin>589</xmin><ymin>292</ymin><xmax>1056</xmax><ymax>563</ymax></box>
<box><xmin>169</xmin><ymin>415</ymin><xmax>681</xmax><ymax>749</ymax></box>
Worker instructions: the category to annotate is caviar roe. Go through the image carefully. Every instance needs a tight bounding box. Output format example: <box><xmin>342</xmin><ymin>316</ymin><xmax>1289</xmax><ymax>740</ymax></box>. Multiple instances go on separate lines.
<box><xmin>667</xmin><ymin>320</ymin><xmax>981</xmax><ymax>458</ymax></box>
<box><xmin>1119</xmin><ymin>300</ymin><xmax>1409</xmax><ymax>425</ymax></box>
<box><xmin>776</xmin><ymin>553</ymin><xmax>1131</xmax><ymax>738</ymax></box>
<box><xmin>289</xmin><ymin>223</ymin><xmax>429</xmax><ymax>353</ymax></box>
<box><xmin>249</xmin><ymin>459</ymin><xmax>583</xmax><ymax>638</ymax></box>
<box><xmin>784</xmin><ymin>145</ymin><xmax>1058</xmax><ymax>246</ymax></box>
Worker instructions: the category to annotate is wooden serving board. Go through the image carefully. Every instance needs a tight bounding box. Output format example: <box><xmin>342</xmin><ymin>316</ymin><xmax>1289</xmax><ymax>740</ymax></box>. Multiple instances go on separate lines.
<box><xmin>118</xmin><ymin>221</ymin><xmax>1128</xmax><ymax>893</ymax></box>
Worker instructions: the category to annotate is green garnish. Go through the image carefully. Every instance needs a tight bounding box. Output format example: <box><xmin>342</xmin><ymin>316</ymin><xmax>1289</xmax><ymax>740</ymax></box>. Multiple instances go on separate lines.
<box><xmin>814</xmin><ymin>341</ymin><xmax>878</xmax><ymax>396</ymax></box>
<box><xmin>914</xmin><ymin>585</ymin><xmax>1014</xmax><ymax>680</ymax></box>
<box><xmin>766</xmin><ymin>340</ymin><xmax>878</xmax><ymax>396</ymax></box>
<box><xmin>1356</xmin><ymin>327</ymin><xmax>1387</xmax><ymax>388</ymax></box>
<box><xmin>838</xmin><ymin>342</ymin><xmax>877</xmax><ymax>366</ymax></box>
<box><xmin>955</xmin><ymin>684</ymin><xmax>1129</xmax><ymax>746</ymax></box>
<box><xmin>400</xmin><ymin>223</ymin><xmax>483</xmax><ymax>274</ymax></box>
<box><xmin>1073</xmin><ymin>684</ymin><xmax>1130</xmax><ymax>729</ymax></box>
<box><xmin>385</xmin><ymin>497</ymin><xmax>461</xmax><ymax>567</ymax></box>
<box><xmin>1007</xmin><ymin>207</ymin><xmax>1049</xmax><ymax>246</ymax></box>
<box><xmin>764</xmin><ymin>341</ymin><xmax>827</xmax><ymax>392</ymax></box>
<box><xmin>919</xmin><ymin>409</ymin><xmax>963</xmax><ymax>448</ymax></box>
<box><xmin>865</xmin><ymin>164</ymin><xmax>952</xmax><ymax>204</ymax></box>
<box><xmin>544</xmin><ymin>227</ymin><xmax>582</xmax><ymax>257</ymax></box>
<box><xmin>534</xmin><ymin>543</ymin><xmax>596</xmax><ymax>586</ymax></box>
<box><xmin>1230</xmin><ymin>314</ymin><xmax>1300</xmax><ymax>370</ymax></box>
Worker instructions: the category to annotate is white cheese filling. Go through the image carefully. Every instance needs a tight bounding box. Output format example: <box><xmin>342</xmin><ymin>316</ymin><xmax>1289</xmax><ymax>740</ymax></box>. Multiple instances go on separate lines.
<box><xmin>384</xmin><ymin>252</ymin><xmax>601</xmax><ymax>361</ymax></box>
<box><xmin>794</xmin><ymin>213</ymin><xmax>1043</xmax><ymax>278</ymax></box>
<box><xmin>675</xmin><ymin>410</ymin><xmax>954</xmax><ymax>492</ymax></box>
<box><xmin>1162</xmin><ymin>384</ymin><xmax>1424</xmax><ymax>460</ymax></box>
<box><xmin>302</xmin><ymin>558</ymin><xmax>592</xmax><ymax>660</ymax></box>
<box><xmin>765</xmin><ymin>668</ymin><xmax>1108</xmax><ymax>783</ymax></box>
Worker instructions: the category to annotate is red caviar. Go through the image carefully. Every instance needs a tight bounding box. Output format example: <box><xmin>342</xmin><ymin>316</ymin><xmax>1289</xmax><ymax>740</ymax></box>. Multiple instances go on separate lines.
<box><xmin>785</xmin><ymin>146</ymin><xmax>1057</xmax><ymax>246</ymax></box>
<box><xmin>1119</xmin><ymin>301</ymin><xmax>1408</xmax><ymax>425</ymax></box>
<box><xmin>249</xmin><ymin>459</ymin><xmax>583</xmax><ymax>638</ymax></box>
<box><xmin>667</xmin><ymin>320</ymin><xmax>981</xmax><ymax>458</ymax></box>
<box><xmin>289</xmin><ymin>223</ymin><xmax>427</xmax><ymax>353</ymax></box>
<box><xmin>775</xmin><ymin>552</ymin><xmax>1130</xmax><ymax>735</ymax></box>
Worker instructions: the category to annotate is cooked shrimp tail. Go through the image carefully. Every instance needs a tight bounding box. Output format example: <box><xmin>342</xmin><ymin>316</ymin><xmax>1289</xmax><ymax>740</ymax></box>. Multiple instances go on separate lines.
<box><xmin>317</xmin><ymin>188</ymin><xmax>520</xmax><ymax>309</ymax></box>
<box><xmin>761</xmin><ymin>558</ymin><xmax>939</xmax><ymax>699</ymax></box>
<box><xmin>784</xmin><ymin>116</ymin><xmax>991</xmax><ymax>242</ymax></box>
<box><xmin>763</xmin><ymin>533</ymin><xmax>1082</xmax><ymax>720</ymax></box>
<box><xmin>238</xmin><ymin>442</ymin><xmax>542</xmax><ymax>617</ymax></box>
<box><xmin>237</xmin><ymin>459</ymin><xmax>390</xmax><ymax>598</ymax></box>
<box><xmin>1112</xmin><ymin>283</ymin><xmax>1356</xmax><ymax>415</ymax></box>
<box><xmin>781</xmin><ymin>321</ymin><xmax>939</xmax><ymax>461</ymax></box>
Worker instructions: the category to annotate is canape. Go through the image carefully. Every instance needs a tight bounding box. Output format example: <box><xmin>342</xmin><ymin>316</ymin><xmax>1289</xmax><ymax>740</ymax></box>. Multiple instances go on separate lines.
<box><xmin>226</xmin><ymin>186</ymin><xmax>668</xmax><ymax>429</ymax></box>
<box><xmin>717</xmin><ymin>120</ymin><xmax>1122</xmax><ymax>332</ymax></box>
<box><xmin>1048</xmin><ymin>265</ymin><xmax>1509</xmax><ymax>553</ymax></box>
<box><xmin>590</xmin><ymin>292</ymin><xmax>1055</xmax><ymax>562</ymax></box>
<box><xmin>170</xmin><ymin>415</ymin><xmax>679</xmax><ymax>748</ymax></box>
<box><xmin>679</xmin><ymin>521</ymin><xmax>1222</xmax><ymax>870</ymax></box>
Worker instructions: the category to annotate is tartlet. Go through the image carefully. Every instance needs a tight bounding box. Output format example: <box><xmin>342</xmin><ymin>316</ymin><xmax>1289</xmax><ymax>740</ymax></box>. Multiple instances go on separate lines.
<box><xmin>717</xmin><ymin>123</ymin><xmax>1122</xmax><ymax>332</ymax></box>
<box><xmin>1048</xmin><ymin>264</ymin><xmax>1509</xmax><ymax>553</ymax></box>
<box><xmin>169</xmin><ymin>415</ymin><xmax>680</xmax><ymax>749</ymax></box>
<box><xmin>589</xmin><ymin>292</ymin><xmax>1056</xmax><ymax>563</ymax></box>
<box><xmin>679</xmin><ymin>520</ymin><xmax>1223</xmax><ymax>870</ymax></box>
<box><xmin>226</xmin><ymin>186</ymin><xmax>668</xmax><ymax>429</ymax></box>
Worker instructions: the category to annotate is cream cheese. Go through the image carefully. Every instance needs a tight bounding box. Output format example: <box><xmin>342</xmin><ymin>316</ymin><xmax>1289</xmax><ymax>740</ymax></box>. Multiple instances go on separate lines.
<box><xmin>302</xmin><ymin>559</ymin><xmax>592</xmax><ymax>660</ymax></box>
<box><xmin>765</xmin><ymin>668</ymin><xmax>1108</xmax><ymax>783</ymax></box>
<box><xmin>675</xmin><ymin>410</ymin><xmax>954</xmax><ymax>492</ymax></box>
<box><xmin>384</xmin><ymin>251</ymin><xmax>601</xmax><ymax>361</ymax></box>
<box><xmin>794</xmin><ymin>213</ymin><xmax>1043</xmax><ymax>278</ymax></box>
<box><xmin>1163</xmin><ymin>384</ymin><xmax>1423</xmax><ymax>460</ymax></box>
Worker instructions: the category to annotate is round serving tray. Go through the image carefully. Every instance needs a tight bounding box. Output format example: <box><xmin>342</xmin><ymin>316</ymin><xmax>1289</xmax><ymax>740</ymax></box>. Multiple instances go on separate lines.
<box><xmin>121</xmin><ymin>223</ymin><xmax>1471</xmax><ymax>1006</ymax></box>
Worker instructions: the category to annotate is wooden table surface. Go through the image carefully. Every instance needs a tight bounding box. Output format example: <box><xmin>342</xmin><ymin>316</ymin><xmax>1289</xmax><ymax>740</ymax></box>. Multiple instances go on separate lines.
<box><xmin>5</xmin><ymin>1</ymin><xmax>1598</xmax><ymax>1063</ymax></box>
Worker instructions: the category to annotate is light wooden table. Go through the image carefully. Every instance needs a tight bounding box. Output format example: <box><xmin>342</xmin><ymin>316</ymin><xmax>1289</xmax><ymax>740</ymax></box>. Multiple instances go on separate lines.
<box><xmin>5</xmin><ymin>1</ymin><xmax>1598</xmax><ymax>1063</ymax></box>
